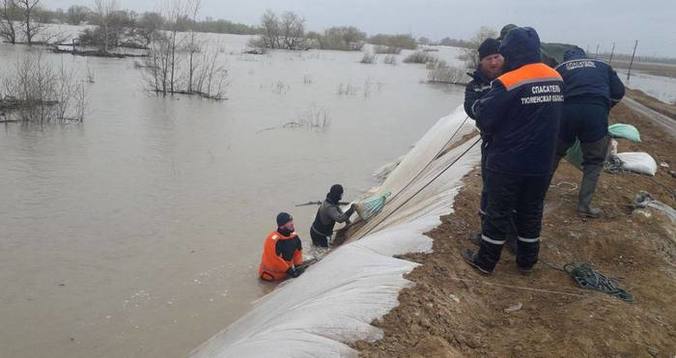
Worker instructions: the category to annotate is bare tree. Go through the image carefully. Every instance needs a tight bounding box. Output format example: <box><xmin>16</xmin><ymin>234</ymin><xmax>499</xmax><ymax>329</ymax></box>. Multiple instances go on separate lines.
<box><xmin>136</xmin><ymin>11</ymin><xmax>163</xmax><ymax>46</ymax></box>
<box><xmin>259</xmin><ymin>9</ymin><xmax>280</xmax><ymax>49</ymax></box>
<box><xmin>253</xmin><ymin>10</ymin><xmax>306</xmax><ymax>50</ymax></box>
<box><xmin>186</xmin><ymin>0</ymin><xmax>200</xmax><ymax>93</ymax></box>
<box><xmin>15</xmin><ymin>0</ymin><xmax>43</xmax><ymax>45</ymax></box>
<box><xmin>280</xmin><ymin>11</ymin><xmax>304</xmax><ymax>50</ymax></box>
<box><xmin>140</xmin><ymin>0</ymin><xmax>226</xmax><ymax>100</ymax></box>
<box><xmin>92</xmin><ymin>0</ymin><xmax>117</xmax><ymax>52</ymax></box>
<box><xmin>0</xmin><ymin>0</ymin><xmax>19</xmax><ymax>44</ymax></box>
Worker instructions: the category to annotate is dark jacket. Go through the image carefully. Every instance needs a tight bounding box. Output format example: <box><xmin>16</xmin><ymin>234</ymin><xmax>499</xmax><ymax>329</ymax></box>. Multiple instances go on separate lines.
<box><xmin>474</xmin><ymin>27</ymin><xmax>564</xmax><ymax>177</ymax></box>
<box><xmin>311</xmin><ymin>197</ymin><xmax>354</xmax><ymax>238</ymax></box>
<box><xmin>555</xmin><ymin>47</ymin><xmax>625</xmax><ymax>107</ymax></box>
<box><xmin>464</xmin><ymin>69</ymin><xmax>492</xmax><ymax>120</ymax></box>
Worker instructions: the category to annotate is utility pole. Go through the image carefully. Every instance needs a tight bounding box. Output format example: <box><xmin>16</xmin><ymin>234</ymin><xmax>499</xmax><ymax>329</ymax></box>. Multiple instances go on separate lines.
<box><xmin>608</xmin><ymin>42</ymin><xmax>616</xmax><ymax>64</ymax></box>
<box><xmin>627</xmin><ymin>40</ymin><xmax>639</xmax><ymax>81</ymax></box>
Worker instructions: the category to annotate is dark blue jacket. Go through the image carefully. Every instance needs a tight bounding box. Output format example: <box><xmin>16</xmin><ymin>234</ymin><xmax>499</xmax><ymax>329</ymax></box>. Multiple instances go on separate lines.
<box><xmin>474</xmin><ymin>27</ymin><xmax>564</xmax><ymax>177</ymax></box>
<box><xmin>555</xmin><ymin>47</ymin><xmax>625</xmax><ymax>107</ymax></box>
<box><xmin>464</xmin><ymin>69</ymin><xmax>492</xmax><ymax>120</ymax></box>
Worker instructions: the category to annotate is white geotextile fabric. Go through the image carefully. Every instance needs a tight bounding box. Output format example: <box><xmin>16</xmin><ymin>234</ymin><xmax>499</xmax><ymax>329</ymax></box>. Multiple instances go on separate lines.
<box><xmin>190</xmin><ymin>106</ymin><xmax>481</xmax><ymax>358</ymax></box>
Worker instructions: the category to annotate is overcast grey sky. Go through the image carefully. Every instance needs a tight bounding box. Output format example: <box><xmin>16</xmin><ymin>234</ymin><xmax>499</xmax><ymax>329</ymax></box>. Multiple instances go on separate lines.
<box><xmin>44</xmin><ymin>0</ymin><xmax>676</xmax><ymax>57</ymax></box>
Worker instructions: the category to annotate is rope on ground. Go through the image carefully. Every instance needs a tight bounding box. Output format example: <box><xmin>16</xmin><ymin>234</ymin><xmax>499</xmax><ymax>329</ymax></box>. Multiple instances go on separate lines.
<box><xmin>551</xmin><ymin>181</ymin><xmax>578</xmax><ymax>193</ymax></box>
<box><xmin>563</xmin><ymin>262</ymin><xmax>634</xmax><ymax>302</ymax></box>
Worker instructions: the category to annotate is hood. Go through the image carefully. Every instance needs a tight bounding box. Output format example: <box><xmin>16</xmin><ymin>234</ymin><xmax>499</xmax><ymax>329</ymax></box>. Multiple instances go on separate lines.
<box><xmin>498</xmin><ymin>24</ymin><xmax>518</xmax><ymax>41</ymax></box>
<box><xmin>563</xmin><ymin>46</ymin><xmax>587</xmax><ymax>61</ymax></box>
<box><xmin>499</xmin><ymin>26</ymin><xmax>541</xmax><ymax>72</ymax></box>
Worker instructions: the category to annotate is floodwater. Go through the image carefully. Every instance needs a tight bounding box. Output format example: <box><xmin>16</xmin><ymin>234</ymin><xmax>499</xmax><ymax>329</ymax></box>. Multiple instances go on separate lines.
<box><xmin>0</xmin><ymin>35</ymin><xmax>464</xmax><ymax>357</ymax></box>
<box><xmin>618</xmin><ymin>69</ymin><xmax>676</xmax><ymax>104</ymax></box>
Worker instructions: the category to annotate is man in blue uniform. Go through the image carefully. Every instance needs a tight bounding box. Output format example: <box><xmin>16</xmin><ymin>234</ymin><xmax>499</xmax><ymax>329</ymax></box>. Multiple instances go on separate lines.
<box><xmin>552</xmin><ymin>47</ymin><xmax>625</xmax><ymax>218</ymax></box>
<box><xmin>464</xmin><ymin>27</ymin><xmax>564</xmax><ymax>274</ymax></box>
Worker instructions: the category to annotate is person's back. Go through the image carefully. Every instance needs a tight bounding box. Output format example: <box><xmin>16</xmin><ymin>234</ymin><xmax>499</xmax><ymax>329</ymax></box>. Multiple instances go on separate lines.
<box><xmin>310</xmin><ymin>184</ymin><xmax>355</xmax><ymax>247</ymax></box>
<box><xmin>556</xmin><ymin>47</ymin><xmax>625</xmax><ymax>108</ymax></box>
<box><xmin>466</xmin><ymin>27</ymin><xmax>564</xmax><ymax>274</ymax></box>
<box><xmin>475</xmin><ymin>29</ymin><xmax>564</xmax><ymax>177</ymax></box>
<box><xmin>552</xmin><ymin>47</ymin><xmax>625</xmax><ymax>217</ymax></box>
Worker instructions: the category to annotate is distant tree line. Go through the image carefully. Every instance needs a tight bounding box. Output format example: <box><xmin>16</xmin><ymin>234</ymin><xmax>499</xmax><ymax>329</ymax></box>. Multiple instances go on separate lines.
<box><xmin>0</xmin><ymin>0</ymin><xmax>259</xmax><ymax>47</ymax></box>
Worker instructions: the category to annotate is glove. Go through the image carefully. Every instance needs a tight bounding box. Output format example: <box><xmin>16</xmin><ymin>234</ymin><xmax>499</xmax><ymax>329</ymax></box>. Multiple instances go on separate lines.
<box><xmin>287</xmin><ymin>266</ymin><xmax>305</xmax><ymax>278</ymax></box>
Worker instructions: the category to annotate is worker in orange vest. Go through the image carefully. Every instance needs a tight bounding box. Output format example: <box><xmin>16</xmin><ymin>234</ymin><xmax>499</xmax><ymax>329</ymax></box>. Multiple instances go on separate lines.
<box><xmin>258</xmin><ymin>212</ymin><xmax>304</xmax><ymax>281</ymax></box>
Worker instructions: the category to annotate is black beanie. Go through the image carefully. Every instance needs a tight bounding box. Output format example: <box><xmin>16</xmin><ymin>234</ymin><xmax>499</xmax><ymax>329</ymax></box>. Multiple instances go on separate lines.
<box><xmin>327</xmin><ymin>184</ymin><xmax>344</xmax><ymax>204</ymax></box>
<box><xmin>478</xmin><ymin>38</ymin><xmax>500</xmax><ymax>60</ymax></box>
<box><xmin>276</xmin><ymin>212</ymin><xmax>292</xmax><ymax>226</ymax></box>
<box><xmin>329</xmin><ymin>184</ymin><xmax>344</xmax><ymax>196</ymax></box>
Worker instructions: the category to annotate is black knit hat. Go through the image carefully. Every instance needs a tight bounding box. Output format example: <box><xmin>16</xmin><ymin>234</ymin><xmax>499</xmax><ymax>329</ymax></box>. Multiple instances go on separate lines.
<box><xmin>329</xmin><ymin>184</ymin><xmax>344</xmax><ymax>196</ymax></box>
<box><xmin>478</xmin><ymin>38</ymin><xmax>500</xmax><ymax>61</ymax></box>
<box><xmin>276</xmin><ymin>212</ymin><xmax>293</xmax><ymax>226</ymax></box>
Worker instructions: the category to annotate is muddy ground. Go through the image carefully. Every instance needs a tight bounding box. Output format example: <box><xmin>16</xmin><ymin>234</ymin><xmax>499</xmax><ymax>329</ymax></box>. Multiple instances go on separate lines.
<box><xmin>355</xmin><ymin>97</ymin><xmax>676</xmax><ymax>357</ymax></box>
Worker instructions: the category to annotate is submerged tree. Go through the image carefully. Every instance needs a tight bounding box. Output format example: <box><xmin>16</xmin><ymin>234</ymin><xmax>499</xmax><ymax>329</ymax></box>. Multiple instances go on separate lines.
<box><xmin>0</xmin><ymin>0</ymin><xmax>20</xmax><ymax>44</ymax></box>
<box><xmin>252</xmin><ymin>9</ymin><xmax>307</xmax><ymax>50</ymax></box>
<box><xmin>2</xmin><ymin>51</ymin><xmax>87</xmax><ymax>122</ymax></box>
<box><xmin>15</xmin><ymin>0</ymin><xmax>43</xmax><ymax>45</ymax></box>
<box><xmin>140</xmin><ymin>0</ymin><xmax>227</xmax><ymax>100</ymax></box>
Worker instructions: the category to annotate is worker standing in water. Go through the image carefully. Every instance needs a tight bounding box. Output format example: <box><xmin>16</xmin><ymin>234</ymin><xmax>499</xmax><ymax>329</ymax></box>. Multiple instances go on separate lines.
<box><xmin>310</xmin><ymin>184</ymin><xmax>356</xmax><ymax>248</ymax></box>
<box><xmin>258</xmin><ymin>212</ymin><xmax>304</xmax><ymax>281</ymax></box>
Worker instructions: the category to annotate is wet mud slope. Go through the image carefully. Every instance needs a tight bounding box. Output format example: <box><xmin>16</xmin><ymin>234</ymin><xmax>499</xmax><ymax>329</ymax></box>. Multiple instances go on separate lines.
<box><xmin>356</xmin><ymin>99</ymin><xmax>676</xmax><ymax>357</ymax></box>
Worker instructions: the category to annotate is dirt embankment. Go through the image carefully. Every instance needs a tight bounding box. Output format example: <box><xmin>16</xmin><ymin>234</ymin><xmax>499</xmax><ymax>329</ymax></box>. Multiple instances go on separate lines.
<box><xmin>355</xmin><ymin>100</ymin><xmax>676</xmax><ymax>357</ymax></box>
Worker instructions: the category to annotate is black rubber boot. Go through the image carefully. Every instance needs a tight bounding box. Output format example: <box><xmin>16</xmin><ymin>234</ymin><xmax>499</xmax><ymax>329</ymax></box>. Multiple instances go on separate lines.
<box><xmin>462</xmin><ymin>249</ymin><xmax>493</xmax><ymax>275</ymax></box>
<box><xmin>577</xmin><ymin>164</ymin><xmax>603</xmax><ymax>218</ymax></box>
<box><xmin>577</xmin><ymin>137</ymin><xmax>608</xmax><ymax>218</ymax></box>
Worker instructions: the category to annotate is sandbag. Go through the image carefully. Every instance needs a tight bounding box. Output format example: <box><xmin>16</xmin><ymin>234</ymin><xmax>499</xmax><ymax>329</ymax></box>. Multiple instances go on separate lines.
<box><xmin>608</xmin><ymin>123</ymin><xmax>641</xmax><ymax>142</ymax></box>
<box><xmin>566</xmin><ymin>123</ymin><xmax>642</xmax><ymax>169</ymax></box>
<box><xmin>616</xmin><ymin>152</ymin><xmax>657</xmax><ymax>176</ymax></box>
<box><xmin>354</xmin><ymin>192</ymin><xmax>391</xmax><ymax>221</ymax></box>
<box><xmin>565</xmin><ymin>140</ymin><xmax>584</xmax><ymax>169</ymax></box>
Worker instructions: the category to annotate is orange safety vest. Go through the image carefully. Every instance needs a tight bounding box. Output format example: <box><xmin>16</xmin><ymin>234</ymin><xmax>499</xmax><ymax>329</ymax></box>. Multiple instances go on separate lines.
<box><xmin>258</xmin><ymin>230</ymin><xmax>303</xmax><ymax>281</ymax></box>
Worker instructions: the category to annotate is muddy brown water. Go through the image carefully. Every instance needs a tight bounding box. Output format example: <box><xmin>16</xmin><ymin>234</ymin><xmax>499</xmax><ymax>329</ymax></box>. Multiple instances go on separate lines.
<box><xmin>0</xmin><ymin>37</ymin><xmax>464</xmax><ymax>358</ymax></box>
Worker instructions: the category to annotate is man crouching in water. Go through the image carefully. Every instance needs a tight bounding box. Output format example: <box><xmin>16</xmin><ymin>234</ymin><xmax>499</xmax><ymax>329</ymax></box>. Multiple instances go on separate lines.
<box><xmin>310</xmin><ymin>184</ymin><xmax>356</xmax><ymax>248</ymax></box>
<box><xmin>258</xmin><ymin>212</ymin><xmax>304</xmax><ymax>281</ymax></box>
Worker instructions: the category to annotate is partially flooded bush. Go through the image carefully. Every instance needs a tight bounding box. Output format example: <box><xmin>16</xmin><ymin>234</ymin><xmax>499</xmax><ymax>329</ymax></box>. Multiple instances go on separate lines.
<box><xmin>403</xmin><ymin>51</ymin><xmax>438</xmax><ymax>64</ymax></box>
<box><xmin>383</xmin><ymin>55</ymin><xmax>397</xmax><ymax>65</ymax></box>
<box><xmin>1</xmin><ymin>51</ymin><xmax>86</xmax><ymax>123</ymax></box>
<box><xmin>360</xmin><ymin>52</ymin><xmax>376</xmax><ymax>64</ymax></box>
<box><xmin>294</xmin><ymin>105</ymin><xmax>331</xmax><ymax>129</ymax></box>
<box><xmin>427</xmin><ymin>60</ymin><xmax>469</xmax><ymax>84</ymax></box>
<box><xmin>337</xmin><ymin>83</ymin><xmax>357</xmax><ymax>95</ymax></box>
